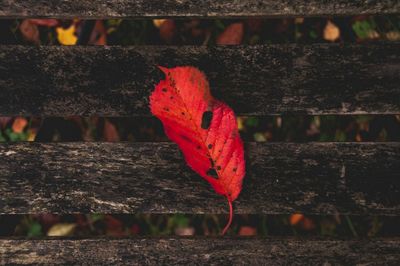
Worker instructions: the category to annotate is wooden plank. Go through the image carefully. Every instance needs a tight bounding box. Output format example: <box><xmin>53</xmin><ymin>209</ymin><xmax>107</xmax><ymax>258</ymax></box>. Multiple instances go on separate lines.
<box><xmin>0</xmin><ymin>0</ymin><xmax>400</xmax><ymax>18</ymax></box>
<box><xmin>0</xmin><ymin>142</ymin><xmax>399</xmax><ymax>215</ymax></box>
<box><xmin>0</xmin><ymin>44</ymin><xmax>399</xmax><ymax>115</ymax></box>
<box><xmin>1</xmin><ymin>237</ymin><xmax>400</xmax><ymax>264</ymax></box>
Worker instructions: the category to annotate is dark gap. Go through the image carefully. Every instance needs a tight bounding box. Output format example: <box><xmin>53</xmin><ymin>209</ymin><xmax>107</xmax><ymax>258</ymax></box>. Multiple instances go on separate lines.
<box><xmin>0</xmin><ymin>115</ymin><xmax>398</xmax><ymax>142</ymax></box>
<box><xmin>0</xmin><ymin>15</ymin><xmax>399</xmax><ymax>45</ymax></box>
<box><xmin>1</xmin><ymin>214</ymin><xmax>399</xmax><ymax>237</ymax></box>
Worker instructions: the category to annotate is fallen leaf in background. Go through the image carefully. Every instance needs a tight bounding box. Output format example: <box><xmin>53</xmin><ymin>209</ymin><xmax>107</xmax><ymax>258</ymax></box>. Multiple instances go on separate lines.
<box><xmin>368</xmin><ymin>30</ymin><xmax>380</xmax><ymax>39</ymax></box>
<box><xmin>56</xmin><ymin>24</ymin><xmax>78</xmax><ymax>45</ymax></box>
<box><xmin>19</xmin><ymin>20</ymin><xmax>40</xmax><ymax>44</ymax></box>
<box><xmin>324</xmin><ymin>20</ymin><xmax>340</xmax><ymax>42</ymax></box>
<box><xmin>175</xmin><ymin>227</ymin><xmax>195</xmax><ymax>236</ymax></box>
<box><xmin>159</xmin><ymin>19</ymin><xmax>176</xmax><ymax>43</ymax></box>
<box><xmin>153</xmin><ymin>19</ymin><xmax>166</xmax><ymax>28</ymax></box>
<box><xmin>12</xmin><ymin>117</ymin><xmax>28</xmax><ymax>133</ymax></box>
<box><xmin>27</xmin><ymin>130</ymin><xmax>37</xmax><ymax>141</ymax></box>
<box><xmin>47</xmin><ymin>223</ymin><xmax>76</xmax><ymax>236</ymax></box>
<box><xmin>29</xmin><ymin>19</ymin><xmax>59</xmax><ymax>27</ymax></box>
<box><xmin>238</xmin><ymin>226</ymin><xmax>257</xmax><ymax>236</ymax></box>
<box><xmin>301</xmin><ymin>217</ymin><xmax>316</xmax><ymax>230</ymax></box>
<box><xmin>237</xmin><ymin>117</ymin><xmax>244</xmax><ymax>131</ymax></box>
<box><xmin>352</xmin><ymin>18</ymin><xmax>379</xmax><ymax>41</ymax></box>
<box><xmin>386</xmin><ymin>31</ymin><xmax>400</xmax><ymax>41</ymax></box>
<box><xmin>290</xmin><ymin>213</ymin><xmax>316</xmax><ymax>230</ymax></box>
<box><xmin>150</xmin><ymin>66</ymin><xmax>245</xmax><ymax>235</ymax></box>
<box><xmin>105</xmin><ymin>215</ymin><xmax>124</xmax><ymax>236</ymax></box>
<box><xmin>290</xmin><ymin>213</ymin><xmax>304</xmax><ymax>225</ymax></box>
<box><xmin>217</xmin><ymin>22</ymin><xmax>244</xmax><ymax>45</ymax></box>
<box><xmin>253</xmin><ymin>132</ymin><xmax>267</xmax><ymax>142</ymax></box>
<box><xmin>90</xmin><ymin>20</ymin><xmax>107</xmax><ymax>45</ymax></box>
<box><xmin>103</xmin><ymin>119</ymin><xmax>120</xmax><ymax>141</ymax></box>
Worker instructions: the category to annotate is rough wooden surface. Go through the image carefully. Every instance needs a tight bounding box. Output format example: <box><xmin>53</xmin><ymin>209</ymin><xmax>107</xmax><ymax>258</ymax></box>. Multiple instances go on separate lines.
<box><xmin>0</xmin><ymin>44</ymin><xmax>399</xmax><ymax>116</ymax></box>
<box><xmin>1</xmin><ymin>237</ymin><xmax>400</xmax><ymax>265</ymax></box>
<box><xmin>0</xmin><ymin>0</ymin><xmax>400</xmax><ymax>18</ymax></box>
<box><xmin>0</xmin><ymin>142</ymin><xmax>399</xmax><ymax>215</ymax></box>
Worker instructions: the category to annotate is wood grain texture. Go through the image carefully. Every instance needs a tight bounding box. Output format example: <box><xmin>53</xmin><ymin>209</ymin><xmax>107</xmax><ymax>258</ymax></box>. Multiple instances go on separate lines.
<box><xmin>0</xmin><ymin>142</ymin><xmax>399</xmax><ymax>215</ymax></box>
<box><xmin>0</xmin><ymin>0</ymin><xmax>399</xmax><ymax>18</ymax></box>
<box><xmin>1</xmin><ymin>237</ymin><xmax>400</xmax><ymax>265</ymax></box>
<box><xmin>0</xmin><ymin>44</ymin><xmax>399</xmax><ymax>115</ymax></box>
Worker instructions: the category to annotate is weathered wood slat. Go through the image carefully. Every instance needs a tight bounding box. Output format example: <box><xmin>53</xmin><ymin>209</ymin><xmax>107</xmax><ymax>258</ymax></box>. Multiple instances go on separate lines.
<box><xmin>0</xmin><ymin>142</ymin><xmax>399</xmax><ymax>214</ymax></box>
<box><xmin>0</xmin><ymin>0</ymin><xmax>400</xmax><ymax>18</ymax></box>
<box><xmin>0</xmin><ymin>44</ymin><xmax>399</xmax><ymax>115</ymax></box>
<box><xmin>1</xmin><ymin>237</ymin><xmax>400</xmax><ymax>265</ymax></box>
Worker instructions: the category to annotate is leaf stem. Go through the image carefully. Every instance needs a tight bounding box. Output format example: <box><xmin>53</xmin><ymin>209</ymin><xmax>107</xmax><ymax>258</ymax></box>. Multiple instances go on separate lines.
<box><xmin>221</xmin><ymin>198</ymin><xmax>233</xmax><ymax>236</ymax></box>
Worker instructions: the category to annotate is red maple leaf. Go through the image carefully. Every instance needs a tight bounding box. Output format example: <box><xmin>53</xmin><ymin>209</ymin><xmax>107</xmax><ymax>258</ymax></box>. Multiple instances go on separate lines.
<box><xmin>150</xmin><ymin>66</ymin><xmax>245</xmax><ymax>235</ymax></box>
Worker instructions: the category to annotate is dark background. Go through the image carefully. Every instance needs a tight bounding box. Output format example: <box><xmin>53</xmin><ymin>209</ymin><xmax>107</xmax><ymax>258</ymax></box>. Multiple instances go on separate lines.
<box><xmin>0</xmin><ymin>16</ymin><xmax>399</xmax><ymax>237</ymax></box>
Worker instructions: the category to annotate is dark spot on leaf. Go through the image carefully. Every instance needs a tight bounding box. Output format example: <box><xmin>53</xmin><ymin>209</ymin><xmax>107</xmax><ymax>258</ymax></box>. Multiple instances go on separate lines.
<box><xmin>209</xmin><ymin>158</ymin><xmax>214</xmax><ymax>167</ymax></box>
<box><xmin>163</xmin><ymin>107</ymin><xmax>169</xmax><ymax>112</ymax></box>
<box><xmin>181</xmin><ymin>112</ymin><xmax>185</xmax><ymax>116</ymax></box>
<box><xmin>216</xmin><ymin>166</ymin><xmax>221</xmax><ymax>170</ymax></box>
<box><xmin>197</xmin><ymin>145</ymin><xmax>201</xmax><ymax>150</ymax></box>
<box><xmin>208</xmin><ymin>144</ymin><xmax>212</xmax><ymax>149</ymax></box>
<box><xmin>201</xmin><ymin>111</ymin><xmax>213</xmax><ymax>129</ymax></box>
<box><xmin>170</xmin><ymin>96</ymin><xmax>174</xmax><ymax>100</ymax></box>
<box><xmin>233</xmin><ymin>168</ymin><xmax>237</xmax><ymax>172</ymax></box>
<box><xmin>180</xmin><ymin>135</ymin><xmax>191</xmax><ymax>142</ymax></box>
<box><xmin>206</xmin><ymin>168</ymin><xmax>218</xmax><ymax>179</ymax></box>
<box><xmin>162</xmin><ymin>88</ymin><xmax>167</xmax><ymax>92</ymax></box>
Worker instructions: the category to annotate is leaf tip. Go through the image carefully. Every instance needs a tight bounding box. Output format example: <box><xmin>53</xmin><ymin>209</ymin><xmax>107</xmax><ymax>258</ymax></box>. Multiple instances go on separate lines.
<box><xmin>157</xmin><ymin>65</ymin><xmax>170</xmax><ymax>75</ymax></box>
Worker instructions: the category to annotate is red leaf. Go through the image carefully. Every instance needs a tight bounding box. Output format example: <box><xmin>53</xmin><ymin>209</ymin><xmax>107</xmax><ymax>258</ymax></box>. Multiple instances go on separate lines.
<box><xmin>103</xmin><ymin>119</ymin><xmax>120</xmax><ymax>142</ymax></box>
<box><xmin>238</xmin><ymin>226</ymin><xmax>257</xmax><ymax>236</ymax></box>
<box><xmin>29</xmin><ymin>19</ymin><xmax>59</xmax><ymax>27</ymax></box>
<box><xmin>19</xmin><ymin>19</ymin><xmax>40</xmax><ymax>44</ymax></box>
<box><xmin>159</xmin><ymin>19</ymin><xmax>176</xmax><ymax>43</ymax></box>
<box><xmin>150</xmin><ymin>66</ymin><xmax>245</xmax><ymax>234</ymax></box>
<box><xmin>216</xmin><ymin>22</ymin><xmax>244</xmax><ymax>45</ymax></box>
<box><xmin>89</xmin><ymin>20</ymin><xmax>107</xmax><ymax>45</ymax></box>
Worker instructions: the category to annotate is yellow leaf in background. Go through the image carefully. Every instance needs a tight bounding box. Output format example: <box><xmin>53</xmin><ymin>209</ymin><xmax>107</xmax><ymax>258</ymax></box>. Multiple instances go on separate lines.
<box><xmin>324</xmin><ymin>20</ymin><xmax>340</xmax><ymax>42</ymax></box>
<box><xmin>27</xmin><ymin>130</ymin><xmax>36</xmax><ymax>141</ymax></box>
<box><xmin>56</xmin><ymin>25</ymin><xmax>77</xmax><ymax>45</ymax></box>
<box><xmin>253</xmin><ymin>132</ymin><xmax>267</xmax><ymax>142</ymax></box>
<box><xmin>47</xmin><ymin>223</ymin><xmax>76</xmax><ymax>236</ymax></box>
<box><xmin>153</xmin><ymin>19</ymin><xmax>166</xmax><ymax>28</ymax></box>
<box><xmin>237</xmin><ymin>117</ymin><xmax>243</xmax><ymax>130</ymax></box>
